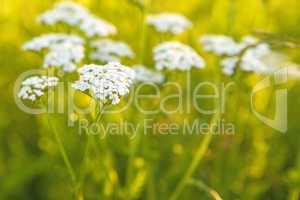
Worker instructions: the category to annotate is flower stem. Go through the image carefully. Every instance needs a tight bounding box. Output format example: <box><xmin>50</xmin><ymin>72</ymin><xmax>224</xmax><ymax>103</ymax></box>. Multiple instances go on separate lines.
<box><xmin>139</xmin><ymin>0</ymin><xmax>150</xmax><ymax>65</ymax></box>
<box><xmin>47</xmin><ymin>115</ymin><xmax>77</xmax><ymax>185</ymax></box>
<box><xmin>77</xmin><ymin>102</ymin><xmax>106</xmax><ymax>198</ymax></box>
<box><xmin>187</xmin><ymin>179</ymin><xmax>223</xmax><ymax>200</ymax></box>
<box><xmin>125</xmin><ymin>117</ymin><xmax>143</xmax><ymax>194</ymax></box>
<box><xmin>169</xmin><ymin>115</ymin><xmax>218</xmax><ymax>200</ymax></box>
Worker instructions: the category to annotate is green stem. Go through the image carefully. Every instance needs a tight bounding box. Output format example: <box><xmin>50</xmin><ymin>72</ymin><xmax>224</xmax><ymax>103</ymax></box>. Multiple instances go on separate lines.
<box><xmin>187</xmin><ymin>179</ymin><xmax>223</xmax><ymax>200</ymax></box>
<box><xmin>77</xmin><ymin>132</ymin><xmax>92</xmax><ymax>194</ymax></box>
<box><xmin>169</xmin><ymin>115</ymin><xmax>218</xmax><ymax>200</ymax></box>
<box><xmin>147</xmin><ymin>166</ymin><xmax>156</xmax><ymax>200</ymax></box>
<box><xmin>78</xmin><ymin>102</ymin><xmax>106</xmax><ymax>198</ymax></box>
<box><xmin>126</xmin><ymin>118</ymin><xmax>143</xmax><ymax>190</ymax></box>
<box><xmin>139</xmin><ymin>0</ymin><xmax>150</xmax><ymax>64</ymax></box>
<box><xmin>47</xmin><ymin>115</ymin><xmax>77</xmax><ymax>185</ymax></box>
<box><xmin>125</xmin><ymin>0</ymin><xmax>150</xmax><ymax>198</ymax></box>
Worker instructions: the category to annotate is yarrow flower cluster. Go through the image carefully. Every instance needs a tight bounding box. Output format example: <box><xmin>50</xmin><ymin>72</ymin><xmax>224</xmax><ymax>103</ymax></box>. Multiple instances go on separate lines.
<box><xmin>38</xmin><ymin>1</ymin><xmax>117</xmax><ymax>38</ymax></box>
<box><xmin>199</xmin><ymin>35</ymin><xmax>259</xmax><ymax>56</ymax></box>
<box><xmin>133</xmin><ymin>65</ymin><xmax>164</xmax><ymax>84</ymax></box>
<box><xmin>22</xmin><ymin>33</ymin><xmax>85</xmax><ymax>72</ymax></box>
<box><xmin>200</xmin><ymin>34</ymin><xmax>274</xmax><ymax>75</ymax></box>
<box><xmin>90</xmin><ymin>39</ymin><xmax>135</xmax><ymax>63</ymax></box>
<box><xmin>43</xmin><ymin>42</ymin><xmax>84</xmax><ymax>72</ymax></box>
<box><xmin>154</xmin><ymin>41</ymin><xmax>205</xmax><ymax>70</ymax></box>
<box><xmin>200</xmin><ymin>35</ymin><xmax>242</xmax><ymax>56</ymax></box>
<box><xmin>147</xmin><ymin>13</ymin><xmax>192</xmax><ymax>35</ymax></box>
<box><xmin>22</xmin><ymin>33</ymin><xmax>84</xmax><ymax>52</ymax></box>
<box><xmin>38</xmin><ymin>1</ymin><xmax>89</xmax><ymax>26</ymax></box>
<box><xmin>221</xmin><ymin>43</ymin><xmax>272</xmax><ymax>75</ymax></box>
<box><xmin>18</xmin><ymin>76</ymin><xmax>59</xmax><ymax>101</ymax></box>
<box><xmin>79</xmin><ymin>16</ymin><xmax>117</xmax><ymax>38</ymax></box>
<box><xmin>72</xmin><ymin>62</ymin><xmax>135</xmax><ymax>105</ymax></box>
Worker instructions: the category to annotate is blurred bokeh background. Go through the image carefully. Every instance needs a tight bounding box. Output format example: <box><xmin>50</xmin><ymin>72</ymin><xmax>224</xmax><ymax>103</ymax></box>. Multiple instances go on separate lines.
<box><xmin>1</xmin><ymin>0</ymin><xmax>300</xmax><ymax>199</ymax></box>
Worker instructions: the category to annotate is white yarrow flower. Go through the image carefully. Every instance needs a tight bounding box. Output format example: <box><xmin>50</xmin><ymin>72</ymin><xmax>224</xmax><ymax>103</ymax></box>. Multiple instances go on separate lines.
<box><xmin>37</xmin><ymin>1</ymin><xmax>117</xmax><ymax>38</ymax></box>
<box><xmin>22</xmin><ymin>34</ymin><xmax>85</xmax><ymax>72</ymax></box>
<box><xmin>199</xmin><ymin>34</ymin><xmax>241</xmax><ymax>56</ymax></box>
<box><xmin>201</xmin><ymin>34</ymin><xmax>274</xmax><ymax>75</ymax></box>
<box><xmin>38</xmin><ymin>1</ymin><xmax>89</xmax><ymax>26</ymax></box>
<box><xmin>43</xmin><ymin>42</ymin><xmax>84</xmax><ymax>72</ymax></box>
<box><xmin>220</xmin><ymin>43</ymin><xmax>273</xmax><ymax>75</ymax></box>
<box><xmin>147</xmin><ymin>13</ymin><xmax>192</xmax><ymax>35</ymax></box>
<box><xmin>90</xmin><ymin>39</ymin><xmax>135</xmax><ymax>63</ymax></box>
<box><xmin>199</xmin><ymin>34</ymin><xmax>260</xmax><ymax>56</ymax></box>
<box><xmin>22</xmin><ymin>33</ymin><xmax>84</xmax><ymax>52</ymax></box>
<box><xmin>72</xmin><ymin>62</ymin><xmax>135</xmax><ymax>105</ymax></box>
<box><xmin>133</xmin><ymin>65</ymin><xmax>164</xmax><ymax>84</ymax></box>
<box><xmin>79</xmin><ymin>16</ymin><xmax>117</xmax><ymax>37</ymax></box>
<box><xmin>240</xmin><ymin>43</ymin><xmax>272</xmax><ymax>73</ymax></box>
<box><xmin>154</xmin><ymin>41</ymin><xmax>205</xmax><ymax>70</ymax></box>
<box><xmin>18</xmin><ymin>76</ymin><xmax>59</xmax><ymax>101</ymax></box>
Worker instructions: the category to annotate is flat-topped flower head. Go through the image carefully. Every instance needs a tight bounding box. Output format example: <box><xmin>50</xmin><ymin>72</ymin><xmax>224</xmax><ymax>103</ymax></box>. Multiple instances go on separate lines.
<box><xmin>200</xmin><ymin>34</ymin><xmax>273</xmax><ymax>75</ymax></box>
<box><xmin>240</xmin><ymin>43</ymin><xmax>272</xmax><ymax>72</ymax></box>
<box><xmin>79</xmin><ymin>16</ymin><xmax>117</xmax><ymax>38</ymax></box>
<box><xmin>22</xmin><ymin>34</ymin><xmax>85</xmax><ymax>72</ymax></box>
<box><xmin>199</xmin><ymin>34</ymin><xmax>241</xmax><ymax>56</ymax></box>
<box><xmin>22</xmin><ymin>33</ymin><xmax>84</xmax><ymax>52</ymax></box>
<box><xmin>18</xmin><ymin>76</ymin><xmax>59</xmax><ymax>101</ymax></box>
<box><xmin>200</xmin><ymin>34</ymin><xmax>260</xmax><ymax>56</ymax></box>
<box><xmin>37</xmin><ymin>1</ymin><xmax>117</xmax><ymax>38</ymax></box>
<box><xmin>38</xmin><ymin>1</ymin><xmax>89</xmax><ymax>26</ymax></box>
<box><xmin>44</xmin><ymin>42</ymin><xmax>84</xmax><ymax>72</ymax></box>
<box><xmin>221</xmin><ymin>43</ymin><xmax>273</xmax><ymax>75</ymax></box>
<box><xmin>147</xmin><ymin>13</ymin><xmax>192</xmax><ymax>35</ymax></box>
<box><xmin>153</xmin><ymin>41</ymin><xmax>205</xmax><ymax>71</ymax></box>
<box><xmin>133</xmin><ymin>65</ymin><xmax>164</xmax><ymax>84</ymax></box>
<box><xmin>90</xmin><ymin>39</ymin><xmax>135</xmax><ymax>63</ymax></box>
<box><xmin>72</xmin><ymin>62</ymin><xmax>135</xmax><ymax>105</ymax></box>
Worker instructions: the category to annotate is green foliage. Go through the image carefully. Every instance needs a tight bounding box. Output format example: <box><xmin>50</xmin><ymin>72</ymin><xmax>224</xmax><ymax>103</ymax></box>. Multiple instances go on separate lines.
<box><xmin>0</xmin><ymin>0</ymin><xmax>300</xmax><ymax>199</ymax></box>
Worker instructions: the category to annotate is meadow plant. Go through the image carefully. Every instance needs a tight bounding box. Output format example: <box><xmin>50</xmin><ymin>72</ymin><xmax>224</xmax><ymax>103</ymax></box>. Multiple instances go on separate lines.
<box><xmin>200</xmin><ymin>34</ymin><xmax>276</xmax><ymax>75</ymax></box>
<box><xmin>153</xmin><ymin>41</ymin><xmax>205</xmax><ymax>71</ymax></box>
<box><xmin>22</xmin><ymin>33</ymin><xmax>85</xmax><ymax>72</ymax></box>
<box><xmin>133</xmin><ymin>65</ymin><xmax>164</xmax><ymax>84</ymax></box>
<box><xmin>38</xmin><ymin>1</ymin><xmax>117</xmax><ymax>37</ymax></box>
<box><xmin>18</xmin><ymin>76</ymin><xmax>59</xmax><ymax>101</ymax></box>
<box><xmin>90</xmin><ymin>39</ymin><xmax>135</xmax><ymax>63</ymax></box>
<box><xmin>72</xmin><ymin>62</ymin><xmax>135</xmax><ymax>105</ymax></box>
<box><xmin>13</xmin><ymin>1</ymin><xmax>298</xmax><ymax>200</ymax></box>
<box><xmin>147</xmin><ymin>13</ymin><xmax>192</xmax><ymax>35</ymax></box>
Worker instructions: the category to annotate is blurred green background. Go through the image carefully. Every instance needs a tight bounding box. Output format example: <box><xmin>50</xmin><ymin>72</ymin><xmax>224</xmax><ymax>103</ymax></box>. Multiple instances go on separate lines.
<box><xmin>1</xmin><ymin>0</ymin><xmax>300</xmax><ymax>199</ymax></box>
